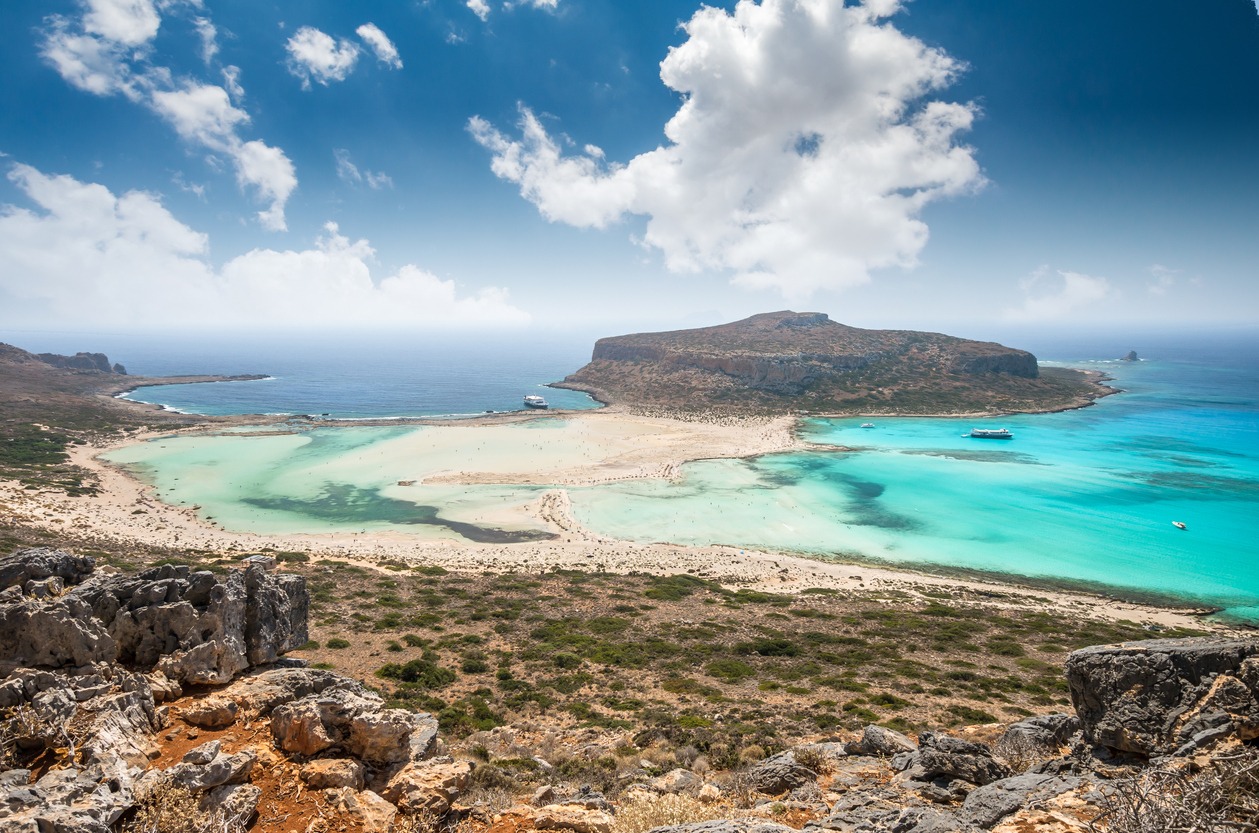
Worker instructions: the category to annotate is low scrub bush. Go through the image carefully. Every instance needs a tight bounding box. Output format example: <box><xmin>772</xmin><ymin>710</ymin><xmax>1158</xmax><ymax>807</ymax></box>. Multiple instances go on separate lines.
<box><xmin>376</xmin><ymin>659</ymin><xmax>456</xmax><ymax>689</ymax></box>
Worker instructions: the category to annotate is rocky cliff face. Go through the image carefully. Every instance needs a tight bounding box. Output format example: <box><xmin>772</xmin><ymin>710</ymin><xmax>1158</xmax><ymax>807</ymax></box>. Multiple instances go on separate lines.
<box><xmin>35</xmin><ymin>352</ymin><xmax>126</xmax><ymax>375</ymax></box>
<box><xmin>559</xmin><ymin>311</ymin><xmax>1093</xmax><ymax>415</ymax></box>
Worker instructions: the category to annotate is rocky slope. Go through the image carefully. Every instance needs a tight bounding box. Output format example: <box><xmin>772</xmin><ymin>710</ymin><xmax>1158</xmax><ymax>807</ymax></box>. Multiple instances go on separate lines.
<box><xmin>557</xmin><ymin>312</ymin><xmax>1106</xmax><ymax>415</ymax></box>
<box><xmin>3</xmin><ymin>547</ymin><xmax>1258</xmax><ymax>832</ymax></box>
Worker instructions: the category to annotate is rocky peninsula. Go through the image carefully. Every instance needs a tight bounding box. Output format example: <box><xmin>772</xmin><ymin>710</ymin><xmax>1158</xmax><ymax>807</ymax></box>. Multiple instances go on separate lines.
<box><xmin>556</xmin><ymin>312</ymin><xmax>1110</xmax><ymax>415</ymax></box>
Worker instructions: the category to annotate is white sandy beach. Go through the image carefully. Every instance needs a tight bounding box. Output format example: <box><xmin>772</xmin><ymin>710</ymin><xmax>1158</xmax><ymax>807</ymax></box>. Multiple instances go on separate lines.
<box><xmin>0</xmin><ymin>407</ymin><xmax>1235</xmax><ymax>634</ymax></box>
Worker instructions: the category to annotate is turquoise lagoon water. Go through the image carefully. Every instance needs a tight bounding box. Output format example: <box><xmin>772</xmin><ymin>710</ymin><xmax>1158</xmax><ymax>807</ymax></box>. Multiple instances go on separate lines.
<box><xmin>106</xmin><ymin>424</ymin><xmax>555</xmax><ymax>543</ymax></box>
<box><xmin>83</xmin><ymin>332</ymin><xmax>1259</xmax><ymax>621</ymax></box>
<box><xmin>570</xmin><ymin>357</ymin><xmax>1259</xmax><ymax>619</ymax></box>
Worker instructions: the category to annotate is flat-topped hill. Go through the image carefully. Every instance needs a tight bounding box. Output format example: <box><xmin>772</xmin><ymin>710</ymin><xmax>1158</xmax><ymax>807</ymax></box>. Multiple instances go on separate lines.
<box><xmin>557</xmin><ymin>311</ymin><xmax>1106</xmax><ymax>415</ymax></box>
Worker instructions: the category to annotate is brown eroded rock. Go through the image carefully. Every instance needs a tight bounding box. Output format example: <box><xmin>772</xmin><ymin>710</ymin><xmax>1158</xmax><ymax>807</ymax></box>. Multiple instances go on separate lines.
<box><xmin>379</xmin><ymin>757</ymin><xmax>472</xmax><ymax>814</ymax></box>
<box><xmin>180</xmin><ymin>695</ymin><xmax>239</xmax><ymax>729</ymax></box>
<box><xmin>324</xmin><ymin>787</ymin><xmax>398</xmax><ymax>833</ymax></box>
<box><xmin>301</xmin><ymin>758</ymin><xmax>367</xmax><ymax>791</ymax></box>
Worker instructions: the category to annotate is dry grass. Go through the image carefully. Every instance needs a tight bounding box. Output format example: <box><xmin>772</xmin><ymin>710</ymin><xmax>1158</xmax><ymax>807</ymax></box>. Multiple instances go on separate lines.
<box><xmin>611</xmin><ymin>794</ymin><xmax>739</xmax><ymax>833</ymax></box>
<box><xmin>992</xmin><ymin>730</ymin><xmax>1057</xmax><ymax>774</ymax></box>
<box><xmin>1087</xmin><ymin>748</ymin><xmax>1259</xmax><ymax>833</ymax></box>
<box><xmin>120</xmin><ymin>783</ymin><xmax>246</xmax><ymax>833</ymax></box>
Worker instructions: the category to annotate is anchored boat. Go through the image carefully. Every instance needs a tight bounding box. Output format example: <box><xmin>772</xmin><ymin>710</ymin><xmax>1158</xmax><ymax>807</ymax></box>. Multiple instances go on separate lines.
<box><xmin>523</xmin><ymin>395</ymin><xmax>549</xmax><ymax>409</ymax></box>
<box><xmin>969</xmin><ymin>428</ymin><xmax>1013</xmax><ymax>439</ymax></box>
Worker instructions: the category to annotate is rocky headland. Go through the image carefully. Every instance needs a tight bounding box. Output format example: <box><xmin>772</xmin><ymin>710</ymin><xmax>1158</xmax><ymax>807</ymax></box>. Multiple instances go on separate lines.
<box><xmin>3</xmin><ymin>547</ymin><xmax>1257</xmax><ymax>833</ymax></box>
<box><xmin>556</xmin><ymin>312</ymin><xmax>1109</xmax><ymax>415</ymax></box>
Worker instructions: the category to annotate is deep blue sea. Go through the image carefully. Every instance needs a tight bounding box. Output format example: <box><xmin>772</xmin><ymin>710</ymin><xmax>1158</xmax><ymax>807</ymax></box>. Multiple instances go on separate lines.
<box><xmin>24</xmin><ymin>332</ymin><xmax>604</xmax><ymax>417</ymax></box>
<box><xmin>13</xmin><ymin>327</ymin><xmax>1259</xmax><ymax>622</ymax></box>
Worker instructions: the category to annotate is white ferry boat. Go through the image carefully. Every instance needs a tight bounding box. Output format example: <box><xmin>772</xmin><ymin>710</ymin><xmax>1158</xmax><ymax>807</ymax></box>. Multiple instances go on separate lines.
<box><xmin>523</xmin><ymin>395</ymin><xmax>549</xmax><ymax>409</ymax></box>
<box><xmin>969</xmin><ymin>427</ymin><xmax>1013</xmax><ymax>439</ymax></box>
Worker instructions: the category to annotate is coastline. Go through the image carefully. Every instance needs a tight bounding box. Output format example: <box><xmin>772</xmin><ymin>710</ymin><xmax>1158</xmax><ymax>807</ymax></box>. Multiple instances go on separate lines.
<box><xmin>0</xmin><ymin>395</ymin><xmax>1242</xmax><ymax>635</ymax></box>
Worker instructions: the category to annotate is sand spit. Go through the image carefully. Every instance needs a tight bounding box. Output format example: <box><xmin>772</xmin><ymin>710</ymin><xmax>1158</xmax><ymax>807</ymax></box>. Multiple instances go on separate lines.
<box><xmin>0</xmin><ymin>408</ymin><xmax>1233</xmax><ymax>636</ymax></box>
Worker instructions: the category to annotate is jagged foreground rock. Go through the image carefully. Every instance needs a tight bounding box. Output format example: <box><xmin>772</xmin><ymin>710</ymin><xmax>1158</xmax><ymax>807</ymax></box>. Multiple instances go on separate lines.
<box><xmin>0</xmin><ymin>548</ymin><xmax>455</xmax><ymax>833</ymax></box>
<box><xmin>1065</xmin><ymin>637</ymin><xmax>1259</xmax><ymax>756</ymax></box>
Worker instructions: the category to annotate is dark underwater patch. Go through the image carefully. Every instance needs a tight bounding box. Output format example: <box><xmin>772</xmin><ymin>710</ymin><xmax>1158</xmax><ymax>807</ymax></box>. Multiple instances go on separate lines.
<box><xmin>243</xmin><ymin>483</ymin><xmax>556</xmax><ymax>543</ymax></box>
<box><xmin>825</xmin><ymin>472</ymin><xmax>918</xmax><ymax>531</ymax></box>
<box><xmin>1125</xmin><ymin>435</ymin><xmax>1246</xmax><ymax>460</ymax></box>
<box><xmin>1118</xmin><ymin>471</ymin><xmax>1259</xmax><ymax>497</ymax></box>
<box><xmin>899</xmin><ymin>448</ymin><xmax>1045</xmax><ymax>465</ymax></box>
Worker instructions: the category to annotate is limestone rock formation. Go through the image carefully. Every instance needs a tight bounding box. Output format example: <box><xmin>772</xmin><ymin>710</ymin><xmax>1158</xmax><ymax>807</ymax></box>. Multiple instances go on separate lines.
<box><xmin>1065</xmin><ymin>637</ymin><xmax>1259</xmax><ymax>755</ymax></box>
<box><xmin>0</xmin><ymin>547</ymin><xmax>454</xmax><ymax>833</ymax></box>
<box><xmin>915</xmin><ymin>732</ymin><xmax>1009</xmax><ymax>786</ymax></box>
<box><xmin>34</xmin><ymin>351</ymin><xmax>125</xmax><ymax>374</ymax></box>
<box><xmin>558</xmin><ymin>311</ymin><xmax>1102</xmax><ymax>414</ymax></box>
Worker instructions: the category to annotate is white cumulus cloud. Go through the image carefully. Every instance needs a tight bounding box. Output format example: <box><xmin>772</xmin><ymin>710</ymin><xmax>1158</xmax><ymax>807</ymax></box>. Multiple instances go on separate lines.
<box><xmin>470</xmin><ymin>0</ymin><xmax>982</xmax><ymax>301</ymax></box>
<box><xmin>149</xmin><ymin>82</ymin><xmax>296</xmax><ymax>230</ymax></box>
<box><xmin>150</xmin><ymin>82</ymin><xmax>248</xmax><ymax>147</ymax></box>
<box><xmin>82</xmin><ymin>0</ymin><xmax>161</xmax><ymax>46</ymax></box>
<box><xmin>40</xmin><ymin>17</ymin><xmax>142</xmax><ymax>100</ymax></box>
<box><xmin>285</xmin><ymin>26</ymin><xmax>361</xmax><ymax>88</ymax></box>
<box><xmin>356</xmin><ymin>23</ymin><xmax>402</xmax><ymax>69</ymax></box>
<box><xmin>38</xmin><ymin>2</ymin><xmax>298</xmax><ymax>231</ymax></box>
<box><xmin>467</xmin><ymin>0</ymin><xmax>491</xmax><ymax>22</ymax></box>
<box><xmin>0</xmin><ymin>163</ymin><xmax>529</xmax><ymax>329</ymax></box>
<box><xmin>1004</xmin><ymin>267</ymin><xmax>1113</xmax><ymax>321</ymax></box>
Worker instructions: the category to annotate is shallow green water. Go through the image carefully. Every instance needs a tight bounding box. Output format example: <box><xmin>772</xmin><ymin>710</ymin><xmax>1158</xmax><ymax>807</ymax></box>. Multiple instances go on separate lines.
<box><xmin>570</xmin><ymin>358</ymin><xmax>1259</xmax><ymax>619</ymax></box>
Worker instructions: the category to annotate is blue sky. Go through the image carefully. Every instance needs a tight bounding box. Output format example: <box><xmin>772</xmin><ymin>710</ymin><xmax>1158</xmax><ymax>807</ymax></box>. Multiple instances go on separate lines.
<box><xmin>1</xmin><ymin>0</ymin><xmax>1257</xmax><ymax>335</ymax></box>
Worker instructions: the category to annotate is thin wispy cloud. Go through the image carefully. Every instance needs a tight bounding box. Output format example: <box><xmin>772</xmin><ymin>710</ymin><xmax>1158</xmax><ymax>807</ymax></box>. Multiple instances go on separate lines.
<box><xmin>470</xmin><ymin>0</ymin><xmax>983</xmax><ymax>301</ymax></box>
<box><xmin>1147</xmin><ymin>264</ymin><xmax>1178</xmax><ymax>295</ymax></box>
<box><xmin>334</xmin><ymin>148</ymin><xmax>394</xmax><ymax>190</ymax></box>
<box><xmin>467</xmin><ymin>0</ymin><xmax>558</xmax><ymax>23</ymax></box>
<box><xmin>356</xmin><ymin>23</ymin><xmax>402</xmax><ymax>69</ymax></box>
<box><xmin>193</xmin><ymin>17</ymin><xmax>218</xmax><ymax>65</ymax></box>
<box><xmin>1004</xmin><ymin>267</ymin><xmax>1113</xmax><ymax>321</ymax></box>
<box><xmin>0</xmin><ymin>162</ymin><xmax>528</xmax><ymax>329</ymax></box>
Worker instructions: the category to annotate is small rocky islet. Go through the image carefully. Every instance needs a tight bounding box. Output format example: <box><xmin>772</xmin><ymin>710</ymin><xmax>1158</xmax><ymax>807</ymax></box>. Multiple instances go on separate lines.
<box><xmin>556</xmin><ymin>311</ymin><xmax>1109</xmax><ymax>415</ymax></box>
<box><xmin>3</xmin><ymin>547</ymin><xmax>1258</xmax><ymax>833</ymax></box>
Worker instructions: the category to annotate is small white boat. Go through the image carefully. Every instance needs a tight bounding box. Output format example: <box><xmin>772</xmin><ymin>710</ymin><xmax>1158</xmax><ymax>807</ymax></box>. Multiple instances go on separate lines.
<box><xmin>1172</xmin><ymin>521</ymin><xmax>1187</xmax><ymax>530</ymax></box>
<box><xmin>860</xmin><ymin>423</ymin><xmax>875</xmax><ymax>428</ymax></box>
<box><xmin>970</xmin><ymin>428</ymin><xmax>1014</xmax><ymax>439</ymax></box>
<box><xmin>523</xmin><ymin>394</ymin><xmax>549</xmax><ymax>409</ymax></box>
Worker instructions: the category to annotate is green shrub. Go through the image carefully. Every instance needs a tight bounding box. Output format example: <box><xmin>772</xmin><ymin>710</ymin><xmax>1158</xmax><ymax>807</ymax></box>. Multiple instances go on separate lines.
<box><xmin>705</xmin><ymin>659</ymin><xmax>755</xmax><ymax>682</ymax></box>
<box><xmin>644</xmin><ymin>574</ymin><xmax>712</xmax><ymax>601</ymax></box>
<box><xmin>326</xmin><ymin>638</ymin><xmax>350</xmax><ymax>649</ymax></box>
<box><xmin>376</xmin><ymin>659</ymin><xmax>457</xmax><ymax>689</ymax></box>
<box><xmin>734</xmin><ymin>638</ymin><xmax>799</xmax><ymax>657</ymax></box>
